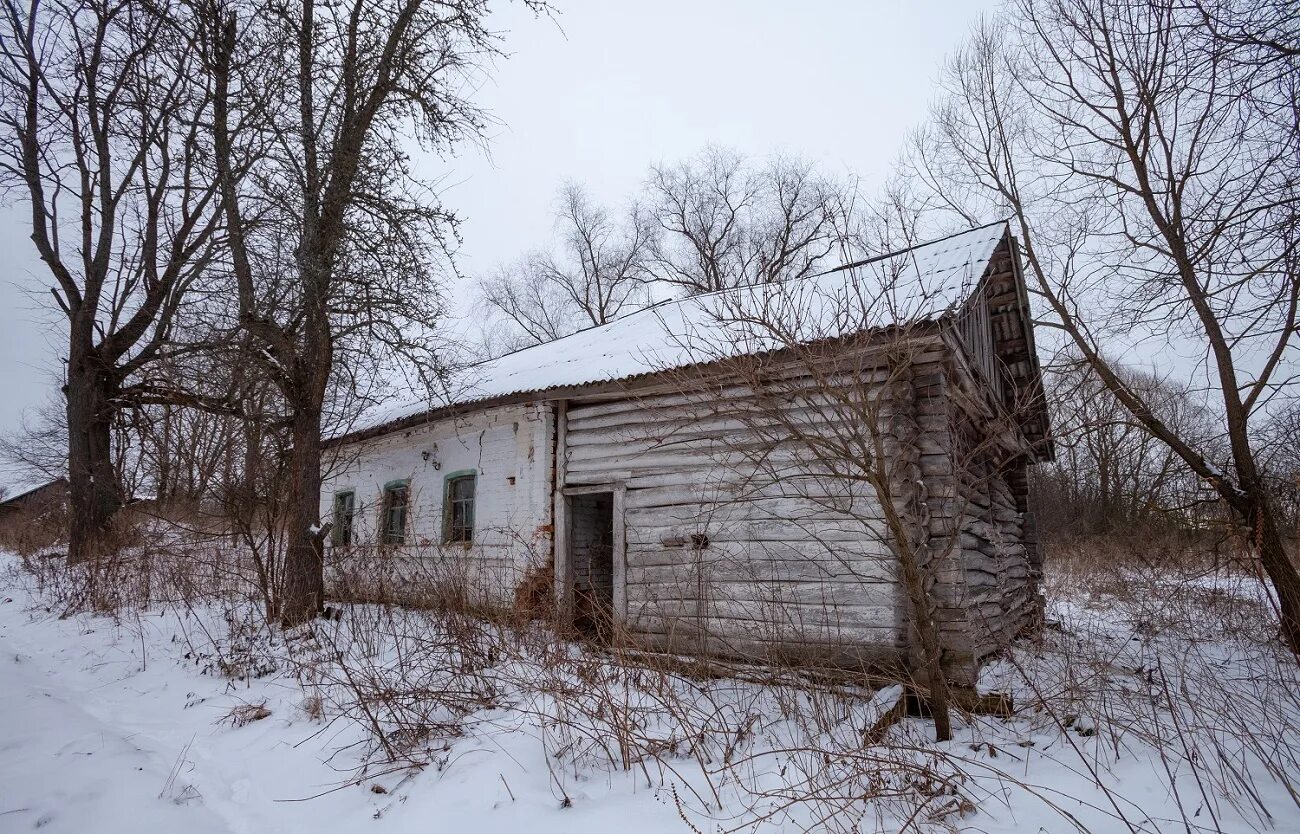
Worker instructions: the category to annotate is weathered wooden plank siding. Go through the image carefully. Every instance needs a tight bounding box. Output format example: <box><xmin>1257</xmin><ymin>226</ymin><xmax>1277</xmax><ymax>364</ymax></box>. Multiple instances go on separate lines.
<box><xmin>557</xmin><ymin>330</ymin><xmax>1041</xmax><ymax>681</ymax></box>
<box><xmin>563</xmin><ymin>359</ymin><xmax>917</xmax><ymax>669</ymax></box>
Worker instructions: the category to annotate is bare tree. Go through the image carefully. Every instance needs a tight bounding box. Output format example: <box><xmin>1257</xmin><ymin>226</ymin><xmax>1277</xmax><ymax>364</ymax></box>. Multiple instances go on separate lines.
<box><xmin>909</xmin><ymin>0</ymin><xmax>1300</xmax><ymax>653</ymax></box>
<box><xmin>0</xmin><ymin>395</ymin><xmax>68</xmax><ymax>486</ymax></box>
<box><xmin>0</xmin><ymin>0</ymin><xmax>224</xmax><ymax>562</ymax></box>
<box><xmin>1262</xmin><ymin>405</ymin><xmax>1300</xmax><ymax>538</ymax></box>
<box><xmin>478</xmin><ymin>262</ymin><xmax>582</xmax><ymax>347</ymax></box>
<box><xmin>544</xmin><ymin>184</ymin><xmax>653</xmax><ymax>326</ymax></box>
<box><xmin>1037</xmin><ymin>355</ymin><xmax>1216</xmax><ymax>535</ymax></box>
<box><xmin>1195</xmin><ymin>0</ymin><xmax>1299</xmax><ymax>63</ymax></box>
<box><xmin>644</xmin><ymin>147</ymin><xmax>851</xmax><ymax>295</ymax></box>
<box><xmin>476</xmin><ymin>152</ymin><xmax>862</xmax><ymax>351</ymax></box>
<box><xmin>695</xmin><ymin>332</ymin><xmax>963</xmax><ymax>743</ymax></box>
<box><xmin>204</xmin><ymin>0</ymin><xmax>539</xmax><ymax>625</ymax></box>
<box><xmin>479</xmin><ymin>183</ymin><xmax>651</xmax><ymax>348</ymax></box>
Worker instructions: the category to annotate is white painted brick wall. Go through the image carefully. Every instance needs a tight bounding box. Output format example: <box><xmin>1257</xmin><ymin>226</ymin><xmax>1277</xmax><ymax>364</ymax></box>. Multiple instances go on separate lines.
<box><xmin>321</xmin><ymin>402</ymin><xmax>554</xmax><ymax>602</ymax></box>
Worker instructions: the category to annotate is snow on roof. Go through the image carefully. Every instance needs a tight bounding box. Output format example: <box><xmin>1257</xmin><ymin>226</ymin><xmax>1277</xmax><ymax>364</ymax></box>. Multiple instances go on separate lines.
<box><xmin>0</xmin><ymin>474</ymin><xmax>65</xmax><ymax>506</ymax></box>
<box><xmin>352</xmin><ymin>222</ymin><xmax>1009</xmax><ymax>437</ymax></box>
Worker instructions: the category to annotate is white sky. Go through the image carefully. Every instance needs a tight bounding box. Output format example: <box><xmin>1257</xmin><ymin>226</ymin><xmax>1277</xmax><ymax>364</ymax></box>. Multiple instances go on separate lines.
<box><xmin>0</xmin><ymin>0</ymin><xmax>998</xmax><ymax>436</ymax></box>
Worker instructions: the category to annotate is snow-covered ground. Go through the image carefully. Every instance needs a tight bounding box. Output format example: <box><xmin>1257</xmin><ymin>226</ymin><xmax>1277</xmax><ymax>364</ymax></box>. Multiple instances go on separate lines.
<box><xmin>0</xmin><ymin>580</ymin><xmax>686</xmax><ymax>833</ymax></box>
<box><xmin>1</xmin><ymin>554</ymin><xmax>1297</xmax><ymax>833</ymax></box>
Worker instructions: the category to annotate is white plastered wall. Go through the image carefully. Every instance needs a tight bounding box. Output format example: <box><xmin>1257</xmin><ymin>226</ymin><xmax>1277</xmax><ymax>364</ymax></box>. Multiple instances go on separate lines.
<box><xmin>321</xmin><ymin>402</ymin><xmax>554</xmax><ymax>603</ymax></box>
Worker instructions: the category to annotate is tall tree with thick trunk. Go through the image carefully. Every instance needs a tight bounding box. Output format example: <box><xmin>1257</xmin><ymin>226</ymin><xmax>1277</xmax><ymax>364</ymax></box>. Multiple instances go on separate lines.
<box><xmin>0</xmin><ymin>0</ymin><xmax>223</xmax><ymax>562</ymax></box>
<box><xmin>205</xmin><ymin>0</ymin><xmax>532</xmax><ymax>625</ymax></box>
<box><xmin>909</xmin><ymin>0</ymin><xmax>1300</xmax><ymax>655</ymax></box>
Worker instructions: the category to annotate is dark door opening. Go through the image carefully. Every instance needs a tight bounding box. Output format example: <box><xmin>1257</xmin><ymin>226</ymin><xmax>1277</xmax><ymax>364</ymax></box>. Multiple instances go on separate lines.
<box><xmin>570</xmin><ymin>491</ymin><xmax>614</xmax><ymax>639</ymax></box>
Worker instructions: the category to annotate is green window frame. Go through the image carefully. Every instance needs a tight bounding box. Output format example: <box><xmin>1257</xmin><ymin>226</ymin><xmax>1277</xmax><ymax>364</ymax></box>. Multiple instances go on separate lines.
<box><xmin>332</xmin><ymin>490</ymin><xmax>355</xmax><ymax>546</ymax></box>
<box><xmin>443</xmin><ymin>470</ymin><xmax>476</xmax><ymax>544</ymax></box>
<box><xmin>380</xmin><ymin>480</ymin><xmax>410</xmax><ymax>546</ymax></box>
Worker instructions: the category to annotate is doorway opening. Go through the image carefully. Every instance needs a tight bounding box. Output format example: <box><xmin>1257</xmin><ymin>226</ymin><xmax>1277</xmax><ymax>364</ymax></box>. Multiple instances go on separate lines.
<box><xmin>570</xmin><ymin>491</ymin><xmax>614</xmax><ymax>639</ymax></box>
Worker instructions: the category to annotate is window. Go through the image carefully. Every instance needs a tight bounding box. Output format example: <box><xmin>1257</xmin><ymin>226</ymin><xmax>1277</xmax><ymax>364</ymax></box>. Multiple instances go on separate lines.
<box><xmin>443</xmin><ymin>472</ymin><xmax>476</xmax><ymax>544</ymax></box>
<box><xmin>332</xmin><ymin>491</ymin><xmax>355</xmax><ymax>546</ymax></box>
<box><xmin>380</xmin><ymin>481</ymin><xmax>409</xmax><ymax>546</ymax></box>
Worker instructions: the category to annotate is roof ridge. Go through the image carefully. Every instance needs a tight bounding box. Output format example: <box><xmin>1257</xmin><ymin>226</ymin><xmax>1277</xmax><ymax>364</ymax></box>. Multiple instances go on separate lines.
<box><xmin>467</xmin><ymin>220</ymin><xmax>1008</xmax><ymax>370</ymax></box>
<box><xmin>811</xmin><ymin>219</ymin><xmax>1010</xmax><ymax>279</ymax></box>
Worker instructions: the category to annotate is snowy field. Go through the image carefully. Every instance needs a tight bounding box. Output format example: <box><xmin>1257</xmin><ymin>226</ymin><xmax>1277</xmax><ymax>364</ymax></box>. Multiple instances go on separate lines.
<box><xmin>1</xmin><ymin>552</ymin><xmax>1297</xmax><ymax>834</ymax></box>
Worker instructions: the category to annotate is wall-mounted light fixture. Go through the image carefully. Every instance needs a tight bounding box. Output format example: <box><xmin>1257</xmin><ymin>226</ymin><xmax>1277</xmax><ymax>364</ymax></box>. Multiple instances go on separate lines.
<box><xmin>421</xmin><ymin>443</ymin><xmax>441</xmax><ymax>470</ymax></box>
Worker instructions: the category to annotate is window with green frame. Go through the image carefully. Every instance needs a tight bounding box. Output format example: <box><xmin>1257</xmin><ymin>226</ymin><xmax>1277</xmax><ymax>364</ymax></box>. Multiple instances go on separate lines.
<box><xmin>380</xmin><ymin>481</ymin><xmax>409</xmax><ymax>545</ymax></box>
<box><xmin>332</xmin><ymin>491</ymin><xmax>355</xmax><ymax>546</ymax></box>
<box><xmin>443</xmin><ymin>471</ymin><xmax>476</xmax><ymax>544</ymax></box>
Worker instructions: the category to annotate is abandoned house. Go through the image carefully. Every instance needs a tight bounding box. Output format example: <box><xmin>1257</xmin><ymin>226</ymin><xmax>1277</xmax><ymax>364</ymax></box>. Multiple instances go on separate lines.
<box><xmin>321</xmin><ymin>221</ymin><xmax>1052</xmax><ymax>683</ymax></box>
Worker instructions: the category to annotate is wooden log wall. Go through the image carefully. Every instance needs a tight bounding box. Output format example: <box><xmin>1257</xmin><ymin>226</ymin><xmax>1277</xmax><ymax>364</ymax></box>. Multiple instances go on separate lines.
<box><xmin>880</xmin><ymin>356</ymin><xmax>975</xmax><ymax>681</ymax></box>
<box><xmin>558</xmin><ymin>332</ymin><xmax>1042</xmax><ymax>679</ymax></box>
<box><xmin>936</xmin><ymin>409</ymin><xmax>1040</xmax><ymax>681</ymax></box>
<box><xmin>561</xmin><ymin>350</ymin><xmax>955</xmax><ymax>671</ymax></box>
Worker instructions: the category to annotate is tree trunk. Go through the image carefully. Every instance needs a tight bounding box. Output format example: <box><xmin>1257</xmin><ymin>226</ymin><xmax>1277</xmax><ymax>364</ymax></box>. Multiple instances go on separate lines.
<box><xmin>877</xmin><ymin>362</ymin><xmax>953</xmax><ymax>742</ymax></box>
<box><xmin>65</xmin><ymin>346</ymin><xmax>123</xmax><ymax>565</ymax></box>
<box><xmin>279</xmin><ymin>402</ymin><xmax>325</xmax><ymax>627</ymax></box>
<box><xmin>158</xmin><ymin>403</ymin><xmax>173</xmax><ymax>503</ymax></box>
<box><xmin>895</xmin><ymin>535</ymin><xmax>955</xmax><ymax>742</ymax></box>
<box><xmin>1220</xmin><ymin>414</ymin><xmax>1300</xmax><ymax>657</ymax></box>
<box><xmin>1241</xmin><ymin>485</ymin><xmax>1300</xmax><ymax>656</ymax></box>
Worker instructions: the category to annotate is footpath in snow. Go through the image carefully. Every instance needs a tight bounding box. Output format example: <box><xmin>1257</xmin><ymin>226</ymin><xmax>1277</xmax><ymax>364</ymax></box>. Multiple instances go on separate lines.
<box><xmin>0</xmin><ymin>586</ymin><xmax>684</xmax><ymax>834</ymax></box>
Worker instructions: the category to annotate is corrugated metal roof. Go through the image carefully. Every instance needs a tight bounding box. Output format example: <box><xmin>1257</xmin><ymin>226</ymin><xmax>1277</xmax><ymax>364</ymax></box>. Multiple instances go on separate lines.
<box><xmin>353</xmin><ymin>222</ymin><xmax>1008</xmax><ymax>435</ymax></box>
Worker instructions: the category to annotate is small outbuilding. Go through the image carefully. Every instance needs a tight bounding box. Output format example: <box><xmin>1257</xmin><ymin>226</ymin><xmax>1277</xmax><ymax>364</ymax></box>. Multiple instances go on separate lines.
<box><xmin>0</xmin><ymin>476</ymin><xmax>68</xmax><ymax>552</ymax></box>
<box><xmin>322</xmin><ymin>222</ymin><xmax>1051</xmax><ymax>683</ymax></box>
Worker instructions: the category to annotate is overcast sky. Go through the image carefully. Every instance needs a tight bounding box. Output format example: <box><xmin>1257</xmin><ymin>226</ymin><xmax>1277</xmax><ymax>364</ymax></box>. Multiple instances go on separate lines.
<box><xmin>0</xmin><ymin>0</ymin><xmax>997</xmax><ymax>437</ymax></box>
